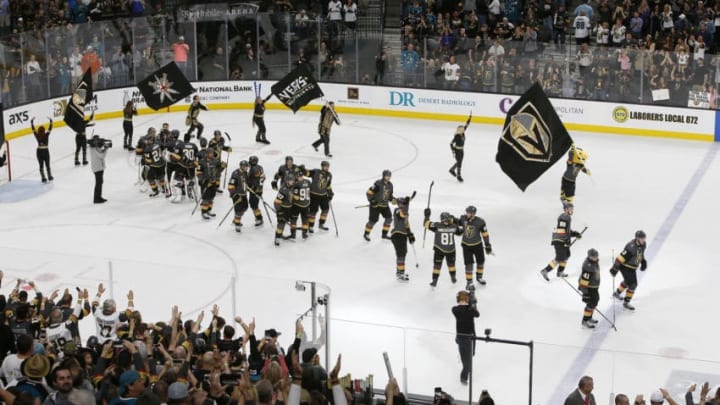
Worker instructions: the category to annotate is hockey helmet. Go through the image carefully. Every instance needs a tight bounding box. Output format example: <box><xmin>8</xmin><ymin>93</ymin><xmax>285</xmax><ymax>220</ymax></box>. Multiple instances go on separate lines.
<box><xmin>147</xmin><ymin>127</ymin><xmax>157</xmax><ymax>136</ymax></box>
<box><xmin>295</xmin><ymin>170</ymin><xmax>304</xmax><ymax>178</ymax></box>
<box><xmin>635</xmin><ymin>230</ymin><xmax>646</xmax><ymax>239</ymax></box>
<box><xmin>321</xmin><ymin>160</ymin><xmax>330</xmax><ymax>168</ymax></box>
<box><xmin>170</xmin><ymin>129</ymin><xmax>180</xmax><ymax>140</ymax></box>
<box><xmin>587</xmin><ymin>248</ymin><xmax>599</xmax><ymax>259</ymax></box>
<box><xmin>465</xmin><ymin>205</ymin><xmax>477</xmax><ymax>215</ymax></box>
<box><xmin>213</xmin><ymin>130</ymin><xmax>222</xmax><ymax>137</ymax></box>
<box><xmin>249</xmin><ymin>155</ymin><xmax>259</xmax><ymax>165</ymax></box>
<box><xmin>285</xmin><ymin>155</ymin><xmax>294</xmax><ymax>162</ymax></box>
<box><xmin>199</xmin><ymin>137</ymin><xmax>208</xmax><ymax>148</ymax></box>
<box><xmin>239</xmin><ymin>160</ymin><xmax>249</xmax><ymax>168</ymax></box>
<box><xmin>571</xmin><ymin>147</ymin><xmax>588</xmax><ymax>164</ymax></box>
<box><xmin>285</xmin><ymin>176</ymin><xmax>295</xmax><ymax>185</ymax></box>
<box><xmin>440</xmin><ymin>212</ymin><xmax>452</xmax><ymax>223</ymax></box>
<box><xmin>398</xmin><ymin>196</ymin><xmax>410</xmax><ymax>206</ymax></box>
<box><xmin>382</xmin><ymin>169</ymin><xmax>392</xmax><ymax>178</ymax></box>
<box><xmin>162</xmin><ymin>122</ymin><xmax>170</xmax><ymax>130</ymax></box>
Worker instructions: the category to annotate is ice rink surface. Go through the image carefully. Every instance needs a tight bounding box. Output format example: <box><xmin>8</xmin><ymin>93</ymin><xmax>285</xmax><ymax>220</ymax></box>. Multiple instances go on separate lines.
<box><xmin>1</xmin><ymin>109</ymin><xmax>719</xmax><ymax>405</ymax></box>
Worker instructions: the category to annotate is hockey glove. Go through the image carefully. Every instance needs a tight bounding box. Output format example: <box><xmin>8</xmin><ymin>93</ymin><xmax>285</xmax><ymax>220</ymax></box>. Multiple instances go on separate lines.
<box><xmin>571</xmin><ymin>231</ymin><xmax>582</xmax><ymax>238</ymax></box>
<box><xmin>581</xmin><ymin>291</ymin><xmax>590</xmax><ymax>303</ymax></box>
<box><xmin>609</xmin><ymin>264</ymin><xmax>619</xmax><ymax>277</ymax></box>
<box><xmin>408</xmin><ymin>233</ymin><xmax>416</xmax><ymax>244</ymax></box>
<box><xmin>484</xmin><ymin>244</ymin><xmax>492</xmax><ymax>255</ymax></box>
<box><xmin>424</xmin><ymin>208</ymin><xmax>431</xmax><ymax>218</ymax></box>
<box><xmin>327</xmin><ymin>190</ymin><xmax>334</xmax><ymax>200</ymax></box>
<box><xmin>640</xmin><ymin>259</ymin><xmax>647</xmax><ymax>271</ymax></box>
<box><xmin>271</xmin><ymin>180</ymin><xmax>278</xmax><ymax>190</ymax></box>
<box><xmin>299</xmin><ymin>164</ymin><xmax>306</xmax><ymax>174</ymax></box>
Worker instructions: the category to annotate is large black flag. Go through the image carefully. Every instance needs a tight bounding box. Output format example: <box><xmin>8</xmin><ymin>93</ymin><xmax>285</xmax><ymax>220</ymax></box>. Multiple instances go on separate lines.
<box><xmin>137</xmin><ymin>62</ymin><xmax>195</xmax><ymax>110</ymax></box>
<box><xmin>271</xmin><ymin>64</ymin><xmax>324</xmax><ymax>113</ymax></box>
<box><xmin>496</xmin><ymin>83</ymin><xmax>573</xmax><ymax>191</ymax></box>
<box><xmin>64</xmin><ymin>69</ymin><xmax>93</xmax><ymax>133</ymax></box>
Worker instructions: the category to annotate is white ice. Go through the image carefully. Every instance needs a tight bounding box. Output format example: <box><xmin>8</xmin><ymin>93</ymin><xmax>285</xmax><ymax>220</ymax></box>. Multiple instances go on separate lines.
<box><xmin>1</xmin><ymin>109</ymin><xmax>719</xmax><ymax>405</ymax></box>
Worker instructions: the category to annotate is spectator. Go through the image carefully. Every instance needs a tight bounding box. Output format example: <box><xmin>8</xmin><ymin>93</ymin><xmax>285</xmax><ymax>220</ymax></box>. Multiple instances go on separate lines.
<box><xmin>57</xmin><ymin>56</ymin><xmax>72</xmax><ymax>95</ymax></box>
<box><xmin>344</xmin><ymin>0</ymin><xmax>358</xmax><ymax>32</ymax></box>
<box><xmin>650</xmin><ymin>389</ymin><xmax>678</xmax><ymax>405</ymax></box>
<box><xmin>374</xmin><ymin>50</ymin><xmax>387</xmax><ymax>84</ymax></box>
<box><xmin>611</xmin><ymin>18</ymin><xmax>626</xmax><ymax>47</ymax></box>
<box><xmin>25</xmin><ymin>54</ymin><xmax>44</xmax><ymax>100</ymax></box>
<box><xmin>328</xmin><ymin>0</ymin><xmax>343</xmax><ymax>40</ymax></box>
<box><xmin>442</xmin><ymin>55</ymin><xmax>461</xmax><ymax>89</ymax></box>
<box><xmin>172</xmin><ymin>36</ymin><xmax>189</xmax><ymax>76</ymax></box>
<box><xmin>81</xmin><ymin>46</ymin><xmax>101</xmax><ymax>86</ymax></box>
<box><xmin>1</xmin><ymin>334</ymin><xmax>34</xmax><ymax>385</ymax></box>
<box><xmin>401</xmin><ymin>43</ymin><xmax>420</xmax><ymax>86</ymax></box>
<box><xmin>574</xmin><ymin>10</ymin><xmax>591</xmax><ymax>44</ymax></box>
<box><xmin>0</xmin><ymin>0</ymin><xmax>9</xmax><ymax>35</ymax></box>
<box><xmin>564</xmin><ymin>375</ymin><xmax>596</xmax><ymax>405</ymax></box>
<box><xmin>295</xmin><ymin>10</ymin><xmax>310</xmax><ymax>38</ymax></box>
<box><xmin>553</xmin><ymin>6</ymin><xmax>568</xmax><ymax>47</ymax></box>
<box><xmin>129</xmin><ymin>0</ymin><xmax>145</xmax><ymax>17</ymax></box>
<box><xmin>42</xmin><ymin>365</ymin><xmax>78</xmax><ymax>405</ymax></box>
<box><xmin>523</xmin><ymin>26</ymin><xmax>538</xmax><ymax>54</ymax></box>
<box><xmin>630</xmin><ymin>11</ymin><xmax>643</xmax><ymax>38</ymax></box>
<box><xmin>11</xmin><ymin>354</ymin><xmax>51</xmax><ymax>402</ymax></box>
<box><xmin>574</xmin><ymin>0</ymin><xmax>594</xmax><ymax>22</ymax></box>
<box><xmin>110</xmin><ymin>369</ymin><xmax>146</xmax><ymax>405</ymax></box>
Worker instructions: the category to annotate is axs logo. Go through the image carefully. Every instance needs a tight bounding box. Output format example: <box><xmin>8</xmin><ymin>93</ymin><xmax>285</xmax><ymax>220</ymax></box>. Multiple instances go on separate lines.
<box><xmin>8</xmin><ymin>110</ymin><xmax>29</xmax><ymax>125</ymax></box>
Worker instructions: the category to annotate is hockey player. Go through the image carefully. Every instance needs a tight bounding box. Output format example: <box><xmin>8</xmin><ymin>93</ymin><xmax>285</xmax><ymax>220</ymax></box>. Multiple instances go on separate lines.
<box><xmin>198</xmin><ymin>147</ymin><xmax>226</xmax><ymax>220</ymax></box>
<box><xmin>165</xmin><ymin>130</ymin><xmax>182</xmax><ymax>191</ymax></box>
<box><xmin>247</xmin><ymin>156</ymin><xmax>266</xmax><ymax>226</ymax></box>
<box><xmin>142</xmin><ymin>136</ymin><xmax>169</xmax><ymax>198</ymax></box>
<box><xmin>274</xmin><ymin>176</ymin><xmax>295</xmax><ymax>245</ymax></box>
<box><xmin>449</xmin><ymin>113</ymin><xmax>472</xmax><ymax>182</ymax></box>
<box><xmin>540</xmin><ymin>203</ymin><xmax>583</xmax><ymax>281</ymax></box>
<box><xmin>271</xmin><ymin>156</ymin><xmax>300</xmax><ymax>190</ymax></box>
<box><xmin>122</xmin><ymin>100</ymin><xmax>137</xmax><ymax>150</ymax></box>
<box><xmin>228</xmin><ymin>161</ymin><xmax>250</xmax><ymax>232</ymax></box>
<box><xmin>579</xmin><ymin>248</ymin><xmax>601</xmax><ymax>328</ymax></box>
<box><xmin>390</xmin><ymin>196</ymin><xmax>415</xmax><ymax>282</ymax></box>
<box><xmin>253</xmin><ymin>95</ymin><xmax>272</xmax><ymax>144</ymax></box>
<box><xmin>185</xmin><ymin>95</ymin><xmax>208</xmax><ymax>139</ymax></box>
<box><xmin>31</xmin><ymin>117</ymin><xmax>54</xmax><ymax>182</ymax></box>
<box><xmin>170</xmin><ymin>136</ymin><xmax>199</xmax><ymax>201</ymax></box>
<box><xmin>312</xmin><ymin>101</ymin><xmax>341</xmax><ymax>157</ymax></box>
<box><xmin>363</xmin><ymin>170</ymin><xmax>395</xmax><ymax>241</ymax></box>
<box><xmin>560</xmin><ymin>145</ymin><xmax>591</xmax><ymax>205</ymax></box>
<box><xmin>457</xmin><ymin>205</ymin><xmax>493</xmax><ymax>287</ymax></box>
<box><xmin>610</xmin><ymin>230</ymin><xmax>647</xmax><ymax>311</ymax></box>
<box><xmin>307</xmin><ymin>161</ymin><xmax>334</xmax><ymax>233</ymax></box>
<box><xmin>209</xmin><ymin>130</ymin><xmax>233</xmax><ymax>155</ymax></box>
<box><xmin>290</xmin><ymin>170</ymin><xmax>312</xmax><ymax>239</ymax></box>
<box><xmin>424</xmin><ymin>209</ymin><xmax>463</xmax><ymax>286</ymax></box>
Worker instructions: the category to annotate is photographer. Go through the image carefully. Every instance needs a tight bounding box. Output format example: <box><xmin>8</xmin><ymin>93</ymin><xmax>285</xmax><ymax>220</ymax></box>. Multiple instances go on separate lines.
<box><xmin>452</xmin><ymin>290</ymin><xmax>479</xmax><ymax>385</ymax></box>
<box><xmin>89</xmin><ymin>135</ymin><xmax>111</xmax><ymax>204</ymax></box>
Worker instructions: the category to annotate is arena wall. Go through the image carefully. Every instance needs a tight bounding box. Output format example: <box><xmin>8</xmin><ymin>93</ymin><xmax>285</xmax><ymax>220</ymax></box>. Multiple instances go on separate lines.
<box><xmin>3</xmin><ymin>82</ymin><xmax>719</xmax><ymax>142</ymax></box>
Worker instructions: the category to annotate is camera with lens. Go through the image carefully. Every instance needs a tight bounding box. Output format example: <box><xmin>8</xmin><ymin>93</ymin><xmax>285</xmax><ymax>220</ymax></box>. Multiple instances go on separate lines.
<box><xmin>466</xmin><ymin>285</ymin><xmax>478</xmax><ymax>309</ymax></box>
<box><xmin>88</xmin><ymin>135</ymin><xmax>112</xmax><ymax>149</ymax></box>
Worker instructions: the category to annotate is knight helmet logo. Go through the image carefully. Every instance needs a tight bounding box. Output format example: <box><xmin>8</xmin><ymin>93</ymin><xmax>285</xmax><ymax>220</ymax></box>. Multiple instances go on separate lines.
<box><xmin>501</xmin><ymin>103</ymin><xmax>552</xmax><ymax>163</ymax></box>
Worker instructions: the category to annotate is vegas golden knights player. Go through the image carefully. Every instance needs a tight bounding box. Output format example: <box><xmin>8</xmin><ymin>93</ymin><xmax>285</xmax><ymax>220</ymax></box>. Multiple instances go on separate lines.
<box><xmin>307</xmin><ymin>161</ymin><xmax>334</xmax><ymax>233</ymax></box>
<box><xmin>290</xmin><ymin>171</ymin><xmax>312</xmax><ymax>239</ymax></box>
<box><xmin>248</xmin><ymin>156</ymin><xmax>266</xmax><ymax>226</ymax></box>
<box><xmin>390</xmin><ymin>196</ymin><xmax>415</xmax><ymax>281</ymax></box>
<box><xmin>185</xmin><ymin>95</ymin><xmax>208</xmax><ymax>139</ymax></box>
<box><xmin>540</xmin><ymin>203</ymin><xmax>582</xmax><ymax>281</ymax></box>
<box><xmin>274</xmin><ymin>176</ymin><xmax>295</xmax><ymax>246</ymax></box>
<box><xmin>449</xmin><ymin>113</ymin><xmax>471</xmax><ymax>182</ymax></box>
<box><xmin>424</xmin><ymin>209</ymin><xmax>463</xmax><ymax>287</ymax></box>
<box><xmin>198</xmin><ymin>148</ymin><xmax>225</xmax><ymax>220</ymax></box>
<box><xmin>271</xmin><ymin>156</ymin><xmax>300</xmax><ymax>190</ymax></box>
<box><xmin>364</xmin><ymin>170</ymin><xmax>395</xmax><ymax>241</ymax></box>
<box><xmin>228</xmin><ymin>160</ymin><xmax>251</xmax><ymax>232</ymax></box>
<box><xmin>611</xmin><ymin>230</ymin><xmax>647</xmax><ymax>311</ymax></box>
<box><xmin>458</xmin><ymin>205</ymin><xmax>493</xmax><ymax>287</ymax></box>
<box><xmin>142</xmin><ymin>136</ymin><xmax>168</xmax><ymax>198</ymax></box>
<box><xmin>560</xmin><ymin>145</ymin><xmax>591</xmax><ymax>205</ymax></box>
<box><xmin>312</xmin><ymin>101</ymin><xmax>340</xmax><ymax>157</ymax></box>
<box><xmin>579</xmin><ymin>248</ymin><xmax>600</xmax><ymax>329</ymax></box>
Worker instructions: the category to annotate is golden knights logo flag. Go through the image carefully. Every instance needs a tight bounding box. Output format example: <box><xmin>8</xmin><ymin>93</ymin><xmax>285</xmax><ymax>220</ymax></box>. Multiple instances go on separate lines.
<box><xmin>137</xmin><ymin>62</ymin><xmax>195</xmax><ymax>110</ymax></box>
<box><xmin>496</xmin><ymin>82</ymin><xmax>573</xmax><ymax>191</ymax></box>
<box><xmin>63</xmin><ymin>69</ymin><xmax>93</xmax><ymax>133</ymax></box>
<box><xmin>271</xmin><ymin>63</ymin><xmax>324</xmax><ymax>113</ymax></box>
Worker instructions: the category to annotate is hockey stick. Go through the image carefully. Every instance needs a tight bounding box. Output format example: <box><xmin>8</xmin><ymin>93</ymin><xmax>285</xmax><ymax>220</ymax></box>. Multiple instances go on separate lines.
<box><xmin>354</xmin><ymin>204</ymin><xmax>370</xmax><ymax>209</ymax></box>
<box><xmin>569</xmin><ymin>226</ymin><xmax>588</xmax><ymax>247</ymax></box>
<box><xmin>222</xmin><ymin>152</ymin><xmax>230</xmax><ymax>188</ymax></box>
<box><xmin>611</xmin><ymin>248</ymin><xmax>616</xmax><ymax>325</ymax></box>
<box><xmin>329</xmin><ymin>201</ymin><xmax>339</xmax><ymax>237</ymax></box>
<box><xmin>410</xmin><ymin>241</ymin><xmax>419</xmax><ymax>268</ymax></box>
<box><xmin>559</xmin><ymin>276</ymin><xmax>618</xmax><ymax>331</ymax></box>
<box><xmin>247</xmin><ymin>187</ymin><xmax>275</xmax><ymax>226</ymax></box>
<box><xmin>191</xmin><ymin>183</ymin><xmax>213</xmax><ymax>216</ymax></box>
<box><xmin>224</xmin><ymin>131</ymin><xmax>233</xmax><ymax>141</ymax></box>
<box><xmin>422</xmin><ymin>181</ymin><xmax>435</xmax><ymax>248</ymax></box>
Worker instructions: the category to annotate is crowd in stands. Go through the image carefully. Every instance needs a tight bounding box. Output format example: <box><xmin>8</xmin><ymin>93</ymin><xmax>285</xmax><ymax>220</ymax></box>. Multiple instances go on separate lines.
<box><xmin>395</xmin><ymin>0</ymin><xmax>720</xmax><ymax>106</ymax></box>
